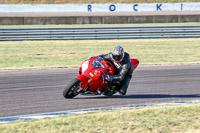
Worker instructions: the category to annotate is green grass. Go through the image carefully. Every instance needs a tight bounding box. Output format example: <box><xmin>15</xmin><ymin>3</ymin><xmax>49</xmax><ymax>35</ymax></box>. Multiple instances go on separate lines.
<box><xmin>0</xmin><ymin>103</ymin><xmax>200</xmax><ymax>133</ymax></box>
<box><xmin>0</xmin><ymin>38</ymin><xmax>200</xmax><ymax>70</ymax></box>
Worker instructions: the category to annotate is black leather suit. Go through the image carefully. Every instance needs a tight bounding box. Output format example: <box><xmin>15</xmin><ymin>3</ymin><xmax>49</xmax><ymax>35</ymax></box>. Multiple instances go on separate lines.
<box><xmin>99</xmin><ymin>52</ymin><xmax>133</xmax><ymax>95</ymax></box>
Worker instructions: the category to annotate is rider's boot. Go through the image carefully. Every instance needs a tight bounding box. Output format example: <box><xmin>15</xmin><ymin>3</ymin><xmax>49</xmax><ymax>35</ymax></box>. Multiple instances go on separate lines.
<box><xmin>119</xmin><ymin>88</ymin><xmax>126</xmax><ymax>95</ymax></box>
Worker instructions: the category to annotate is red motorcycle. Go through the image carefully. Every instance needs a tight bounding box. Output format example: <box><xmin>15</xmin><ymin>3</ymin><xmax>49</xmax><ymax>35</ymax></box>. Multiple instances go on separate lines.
<box><xmin>63</xmin><ymin>56</ymin><xmax>139</xmax><ymax>98</ymax></box>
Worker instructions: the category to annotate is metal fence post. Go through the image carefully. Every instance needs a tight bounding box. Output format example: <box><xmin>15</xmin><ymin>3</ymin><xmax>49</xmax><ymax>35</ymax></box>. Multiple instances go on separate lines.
<box><xmin>99</xmin><ymin>0</ymin><xmax>101</xmax><ymax>4</ymax></box>
<box><xmin>52</xmin><ymin>0</ymin><xmax>54</xmax><ymax>4</ymax></box>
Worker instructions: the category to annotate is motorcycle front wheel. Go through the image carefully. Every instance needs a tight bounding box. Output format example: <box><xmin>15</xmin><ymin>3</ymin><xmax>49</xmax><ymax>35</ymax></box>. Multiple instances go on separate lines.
<box><xmin>63</xmin><ymin>78</ymin><xmax>81</xmax><ymax>99</ymax></box>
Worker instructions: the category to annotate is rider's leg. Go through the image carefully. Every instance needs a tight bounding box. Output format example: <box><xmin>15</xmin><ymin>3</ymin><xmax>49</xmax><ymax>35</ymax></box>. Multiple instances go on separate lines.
<box><xmin>119</xmin><ymin>76</ymin><xmax>131</xmax><ymax>95</ymax></box>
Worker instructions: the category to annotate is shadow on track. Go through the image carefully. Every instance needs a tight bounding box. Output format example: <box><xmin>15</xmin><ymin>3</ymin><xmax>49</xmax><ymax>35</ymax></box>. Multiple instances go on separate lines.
<box><xmin>75</xmin><ymin>94</ymin><xmax>200</xmax><ymax>99</ymax></box>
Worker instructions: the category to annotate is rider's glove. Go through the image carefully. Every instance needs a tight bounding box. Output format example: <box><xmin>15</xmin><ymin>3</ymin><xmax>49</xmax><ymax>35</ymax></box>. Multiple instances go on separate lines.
<box><xmin>105</xmin><ymin>75</ymin><xmax>113</xmax><ymax>83</ymax></box>
<box><xmin>88</xmin><ymin>56</ymin><xmax>95</xmax><ymax>59</ymax></box>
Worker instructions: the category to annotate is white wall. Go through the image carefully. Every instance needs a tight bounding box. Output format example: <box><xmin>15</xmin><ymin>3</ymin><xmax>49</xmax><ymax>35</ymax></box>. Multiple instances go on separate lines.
<box><xmin>0</xmin><ymin>3</ymin><xmax>200</xmax><ymax>12</ymax></box>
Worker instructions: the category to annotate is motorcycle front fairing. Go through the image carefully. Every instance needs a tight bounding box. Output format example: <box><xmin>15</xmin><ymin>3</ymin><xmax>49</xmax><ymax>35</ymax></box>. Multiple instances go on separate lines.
<box><xmin>77</xmin><ymin>56</ymin><xmax>109</xmax><ymax>92</ymax></box>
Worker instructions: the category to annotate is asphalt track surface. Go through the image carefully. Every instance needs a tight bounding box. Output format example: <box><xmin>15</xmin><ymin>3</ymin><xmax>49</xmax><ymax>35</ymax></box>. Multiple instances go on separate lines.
<box><xmin>0</xmin><ymin>65</ymin><xmax>200</xmax><ymax>118</ymax></box>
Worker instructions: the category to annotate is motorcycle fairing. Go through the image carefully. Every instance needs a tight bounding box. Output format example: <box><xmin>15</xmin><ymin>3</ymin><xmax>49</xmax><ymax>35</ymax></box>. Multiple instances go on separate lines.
<box><xmin>76</xmin><ymin>74</ymin><xmax>89</xmax><ymax>89</ymax></box>
<box><xmin>130</xmin><ymin>59</ymin><xmax>139</xmax><ymax>71</ymax></box>
<box><xmin>88</xmin><ymin>76</ymin><xmax>108</xmax><ymax>92</ymax></box>
<box><xmin>77</xmin><ymin>56</ymin><xmax>111</xmax><ymax>92</ymax></box>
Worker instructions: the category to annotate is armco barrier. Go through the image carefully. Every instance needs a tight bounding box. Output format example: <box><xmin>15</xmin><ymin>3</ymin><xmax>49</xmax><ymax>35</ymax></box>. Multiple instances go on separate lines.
<box><xmin>1</xmin><ymin>25</ymin><xmax>200</xmax><ymax>41</ymax></box>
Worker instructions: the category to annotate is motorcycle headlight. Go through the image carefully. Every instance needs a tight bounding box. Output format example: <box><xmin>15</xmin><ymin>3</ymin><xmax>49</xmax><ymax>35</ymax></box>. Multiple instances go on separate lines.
<box><xmin>81</xmin><ymin>60</ymin><xmax>89</xmax><ymax>73</ymax></box>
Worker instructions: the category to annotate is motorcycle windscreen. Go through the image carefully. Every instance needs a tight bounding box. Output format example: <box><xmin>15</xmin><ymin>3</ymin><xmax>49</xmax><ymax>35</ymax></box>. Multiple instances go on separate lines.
<box><xmin>91</xmin><ymin>57</ymin><xmax>106</xmax><ymax>69</ymax></box>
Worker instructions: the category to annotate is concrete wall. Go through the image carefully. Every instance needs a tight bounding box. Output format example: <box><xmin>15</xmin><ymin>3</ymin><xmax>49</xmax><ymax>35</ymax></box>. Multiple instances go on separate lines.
<box><xmin>1</xmin><ymin>3</ymin><xmax>200</xmax><ymax>25</ymax></box>
<box><xmin>0</xmin><ymin>15</ymin><xmax>200</xmax><ymax>25</ymax></box>
<box><xmin>1</xmin><ymin>3</ymin><xmax>200</xmax><ymax>12</ymax></box>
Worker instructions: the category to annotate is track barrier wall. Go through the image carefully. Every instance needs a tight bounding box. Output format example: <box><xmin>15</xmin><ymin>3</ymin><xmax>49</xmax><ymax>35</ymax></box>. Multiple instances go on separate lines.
<box><xmin>1</xmin><ymin>15</ymin><xmax>200</xmax><ymax>25</ymax></box>
<box><xmin>1</xmin><ymin>25</ymin><xmax>200</xmax><ymax>41</ymax></box>
<box><xmin>0</xmin><ymin>3</ymin><xmax>200</xmax><ymax>25</ymax></box>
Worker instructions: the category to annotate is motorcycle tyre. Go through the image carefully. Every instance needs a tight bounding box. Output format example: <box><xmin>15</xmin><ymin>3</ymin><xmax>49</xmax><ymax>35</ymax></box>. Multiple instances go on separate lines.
<box><xmin>63</xmin><ymin>78</ymin><xmax>81</xmax><ymax>99</ymax></box>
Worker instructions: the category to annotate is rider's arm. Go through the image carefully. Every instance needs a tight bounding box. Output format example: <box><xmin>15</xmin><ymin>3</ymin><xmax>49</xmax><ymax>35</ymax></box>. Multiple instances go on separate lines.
<box><xmin>88</xmin><ymin>56</ymin><xmax>95</xmax><ymax>59</ymax></box>
<box><xmin>113</xmin><ymin>53</ymin><xmax>132</xmax><ymax>83</ymax></box>
<box><xmin>99</xmin><ymin>53</ymin><xmax>112</xmax><ymax>61</ymax></box>
<box><xmin>113</xmin><ymin>63</ymin><xmax>130</xmax><ymax>82</ymax></box>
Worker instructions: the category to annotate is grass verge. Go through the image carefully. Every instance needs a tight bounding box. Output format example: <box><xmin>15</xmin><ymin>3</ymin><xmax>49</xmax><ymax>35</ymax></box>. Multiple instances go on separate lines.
<box><xmin>0</xmin><ymin>103</ymin><xmax>200</xmax><ymax>133</ymax></box>
<box><xmin>0</xmin><ymin>38</ymin><xmax>200</xmax><ymax>70</ymax></box>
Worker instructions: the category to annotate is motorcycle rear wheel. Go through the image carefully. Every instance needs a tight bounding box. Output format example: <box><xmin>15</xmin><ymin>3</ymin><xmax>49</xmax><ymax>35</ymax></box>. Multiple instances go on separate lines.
<box><xmin>63</xmin><ymin>78</ymin><xmax>81</xmax><ymax>99</ymax></box>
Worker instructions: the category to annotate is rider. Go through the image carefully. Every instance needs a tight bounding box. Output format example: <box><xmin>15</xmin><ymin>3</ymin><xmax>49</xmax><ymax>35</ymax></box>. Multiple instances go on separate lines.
<box><xmin>99</xmin><ymin>45</ymin><xmax>133</xmax><ymax>95</ymax></box>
